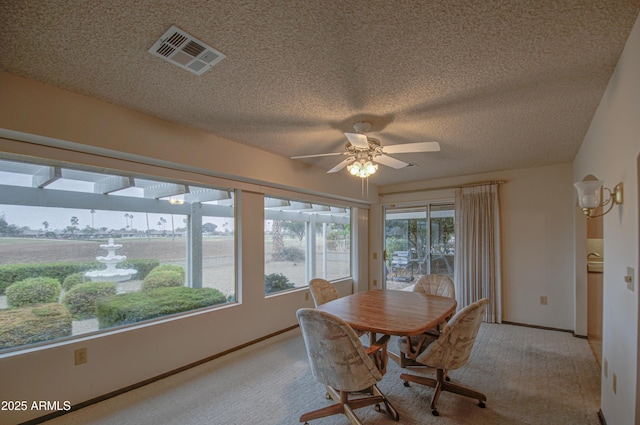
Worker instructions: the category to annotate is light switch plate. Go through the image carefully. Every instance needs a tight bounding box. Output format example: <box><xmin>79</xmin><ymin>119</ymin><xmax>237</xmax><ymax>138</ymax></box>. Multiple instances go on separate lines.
<box><xmin>626</xmin><ymin>267</ymin><xmax>635</xmax><ymax>292</ymax></box>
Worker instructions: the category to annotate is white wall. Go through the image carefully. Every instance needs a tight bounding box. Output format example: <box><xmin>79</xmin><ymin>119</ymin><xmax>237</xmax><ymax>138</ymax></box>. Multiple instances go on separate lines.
<box><xmin>376</xmin><ymin>162</ymin><xmax>576</xmax><ymax>330</ymax></box>
<box><xmin>573</xmin><ymin>13</ymin><xmax>640</xmax><ymax>425</ymax></box>
<box><xmin>0</xmin><ymin>73</ymin><xmax>371</xmax><ymax>424</ymax></box>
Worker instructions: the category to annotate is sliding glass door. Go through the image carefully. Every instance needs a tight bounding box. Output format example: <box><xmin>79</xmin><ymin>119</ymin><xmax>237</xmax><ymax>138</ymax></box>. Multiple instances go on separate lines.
<box><xmin>384</xmin><ymin>204</ymin><xmax>454</xmax><ymax>290</ymax></box>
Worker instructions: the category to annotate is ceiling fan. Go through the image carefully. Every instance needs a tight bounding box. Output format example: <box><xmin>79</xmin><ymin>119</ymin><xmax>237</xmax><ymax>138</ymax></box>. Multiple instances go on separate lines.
<box><xmin>291</xmin><ymin>121</ymin><xmax>440</xmax><ymax>178</ymax></box>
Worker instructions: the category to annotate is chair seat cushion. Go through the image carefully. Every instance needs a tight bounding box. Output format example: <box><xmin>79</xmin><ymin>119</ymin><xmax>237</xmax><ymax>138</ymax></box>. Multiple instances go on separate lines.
<box><xmin>397</xmin><ymin>333</ymin><xmax>438</xmax><ymax>358</ymax></box>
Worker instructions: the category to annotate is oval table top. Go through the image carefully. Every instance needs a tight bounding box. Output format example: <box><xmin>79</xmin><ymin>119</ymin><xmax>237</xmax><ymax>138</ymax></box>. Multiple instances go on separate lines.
<box><xmin>315</xmin><ymin>289</ymin><xmax>457</xmax><ymax>337</ymax></box>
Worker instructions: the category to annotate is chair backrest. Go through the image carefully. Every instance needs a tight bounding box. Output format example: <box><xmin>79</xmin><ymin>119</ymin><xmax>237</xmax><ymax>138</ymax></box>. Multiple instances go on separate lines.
<box><xmin>297</xmin><ymin>308</ymin><xmax>382</xmax><ymax>392</ymax></box>
<box><xmin>309</xmin><ymin>278</ymin><xmax>340</xmax><ymax>306</ymax></box>
<box><xmin>416</xmin><ymin>298</ymin><xmax>489</xmax><ymax>370</ymax></box>
<box><xmin>413</xmin><ymin>274</ymin><xmax>455</xmax><ymax>299</ymax></box>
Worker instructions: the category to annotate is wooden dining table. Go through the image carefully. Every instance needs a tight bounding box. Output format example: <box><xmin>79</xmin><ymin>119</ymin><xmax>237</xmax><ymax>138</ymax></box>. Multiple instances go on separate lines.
<box><xmin>315</xmin><ymin>289</ymin><xmax>457</xmax><ymax>338</ymax></box>
<box><xmin>316</xmin><ymin>289</ymin><xmax>457</xmax><ymax>365</ymax></box>
<box><xmin>315</xmin><ymin>289</ymin><xmax>457</xmax><ymax>422</ymax></box>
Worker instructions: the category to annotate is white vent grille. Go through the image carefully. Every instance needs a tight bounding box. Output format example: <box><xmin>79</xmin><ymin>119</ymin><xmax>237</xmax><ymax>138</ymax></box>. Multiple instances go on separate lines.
<box><xmin>148</xmin><ymin>25</ymin><xmax>225</xmax><ymax>75</ymax></box>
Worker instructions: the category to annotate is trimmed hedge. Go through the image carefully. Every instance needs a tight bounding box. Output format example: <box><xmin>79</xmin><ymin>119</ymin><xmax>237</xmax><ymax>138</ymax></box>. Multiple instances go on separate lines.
<box><xmin>141</xmin><ymin>270</ymin><xmax>183</xmax><ymax>291</ymax></box>
<box><xmin>0</xmin><ymin>303</ymin><xmax>72</xmax><ymax>349</ymax></box>
<box><xmin>96</xmin><ymin>287</ymin><xmax>227</xmax><ymax>328</ymax></box>
<box><xmin>6</xmin><ymin>277</ymin><xmax>62</xmax><ymax>308</ymax></box>
<box><xmin>62</xmin><ymin>272</ymin><xmax>91</xmax><ymax>291</ymax></box>
<box><xmin>148</xmin><ymin>264</ymin><xmax>185</xmax><ymax>279</ymax></box>
<box><xmin>0</xmin><ymin>259</ymin><xmax>160</xmax><ymax>295</ymax></box>
<box><xmin>62</xmin><ymin>282</ymin><xmax>117</xmax><ymax>319</ymax></box>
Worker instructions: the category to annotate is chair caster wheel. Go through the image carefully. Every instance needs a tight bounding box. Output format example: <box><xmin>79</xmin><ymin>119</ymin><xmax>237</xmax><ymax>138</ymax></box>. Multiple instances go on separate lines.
<box><xmin>374</xmin><ymin>403</ymin><xmax>381</xmax><ymax>412</ymax></box>
<box><xmin>431</xmin><ymin>409</ymin><xmax>439</xmax><ymax>416</ymax></box>
<box><xmin>478</xmin><ymin>401</ymin><xmax>486</xmax><ymax>408</ymax></box>
<box><xmin>325</xmin><ymin>392</ymin><xmax>330</xmax><ymax>400</ymax></box>
<box><xmin>403</xmin><ymin>381</ymin><xmax>410</xmax><ymax>387</ymax></box>
<box><xmin>445</xmin><ymin>376</ymin><xmax>450</xmax><ymax>381</ymax></box>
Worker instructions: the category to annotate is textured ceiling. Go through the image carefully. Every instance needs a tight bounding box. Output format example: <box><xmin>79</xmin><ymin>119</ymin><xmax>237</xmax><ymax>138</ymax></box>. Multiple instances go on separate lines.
<box><xmin>1</xmin><ymin>1</ymin><xmax>639</xmax><ymax>186</ymax></box>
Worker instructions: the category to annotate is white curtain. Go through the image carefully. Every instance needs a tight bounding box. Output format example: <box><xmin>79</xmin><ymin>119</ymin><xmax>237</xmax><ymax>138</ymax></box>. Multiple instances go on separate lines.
<box><xmin>454</xmin><ymin>183</ymin><xmax>502</xmax><ymax>323</ymax></box>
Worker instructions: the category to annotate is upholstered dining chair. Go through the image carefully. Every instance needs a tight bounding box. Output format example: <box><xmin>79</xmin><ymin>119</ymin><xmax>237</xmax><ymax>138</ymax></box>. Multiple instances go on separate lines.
<box><xmin>400</xmin><ymin>274</ymin><xmax>456</xmax><ymax>367</ymax></box>
<box><xmin>308</xmin><ymin>278</ymin><xmax>340</xmax><ymax>306</ymax></box>
<box><xmin>398</xmin><ymin>298</ymin><xmax>489</xmax><ymax>416</ymax></box>
<box><xmin>309</xmin><ymin>278</ymin><xmax>366</xmax><ymax>338</ymax></box>
<box><xmin>296</xmin><ymin>308</ymin><xmax>399</xmax><ymax>424</ymax></box>
<box><xmin>413</xmin><ymin>274</ymin><xmax>455</xmax><ymax>299</ymax></box>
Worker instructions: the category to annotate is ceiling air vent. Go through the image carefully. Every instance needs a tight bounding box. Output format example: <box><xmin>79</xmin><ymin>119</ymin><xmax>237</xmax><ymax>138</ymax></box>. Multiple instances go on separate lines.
<box><xmin>148</xmin><ymin>25</ymin><xmax>225</xmax><ymax>75</ymax></box>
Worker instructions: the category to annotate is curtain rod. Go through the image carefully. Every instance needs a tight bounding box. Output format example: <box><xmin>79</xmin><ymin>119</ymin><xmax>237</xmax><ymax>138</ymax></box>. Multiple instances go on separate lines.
<box><xmin>379</xmin><ymin>180</ymin><xmax>506</xmax><ymax>196</ymax></box>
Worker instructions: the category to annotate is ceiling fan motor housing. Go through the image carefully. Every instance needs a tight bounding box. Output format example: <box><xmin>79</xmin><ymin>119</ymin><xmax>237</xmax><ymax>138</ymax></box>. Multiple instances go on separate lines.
<box><xmin>352</xmin><ymin>121</ymin><xmax>372</xmax><ymax>133</ymax></box>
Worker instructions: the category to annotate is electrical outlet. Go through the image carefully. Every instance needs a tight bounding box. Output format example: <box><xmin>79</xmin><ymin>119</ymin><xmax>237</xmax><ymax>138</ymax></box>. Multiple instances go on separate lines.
<box><xmin>74</xmin><ymin>348</ymin><xmax>87</xmax><ymax>365</ymax></box>
<box><xmin>372</xmin><ymin>252</ymin><xmax>378</xmax><ymax>260</ymax></box>
<box><xmin>540</xmin><ymin>296</ymin><xmax>547</xmax><ymax>305</ymax></box>
<box><xmin>373</xmin><ymin>279</ymin><xmax>378</xmax><ymax>287</ymax></box>
<box><xmin>625</xmin><ymin>267</ymin><xmax>635</xmax><ymax>291</ymax></box>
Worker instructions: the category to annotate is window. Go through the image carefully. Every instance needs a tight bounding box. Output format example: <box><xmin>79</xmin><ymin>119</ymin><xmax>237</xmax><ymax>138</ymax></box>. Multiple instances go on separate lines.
<box><xmin>264</xmin><ymin>196</ymin><xmax>351</xmax><ymax>294</ymax></box>
<box><xmin>384</xmin><ymin>204</ymin><xmax>454</xmax><ymax>290</ymax></box>
<box><xmin>0</xmin><ymin>157</ymin><xmax>235</xmax><ymax>352</ymax></box>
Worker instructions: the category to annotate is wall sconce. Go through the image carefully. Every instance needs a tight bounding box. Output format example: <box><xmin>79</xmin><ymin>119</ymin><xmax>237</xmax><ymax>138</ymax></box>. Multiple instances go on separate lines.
<box><xmin>573</xmin><ymin>180</ymin><xmax>623</xmax><ymax>218</ymax></box>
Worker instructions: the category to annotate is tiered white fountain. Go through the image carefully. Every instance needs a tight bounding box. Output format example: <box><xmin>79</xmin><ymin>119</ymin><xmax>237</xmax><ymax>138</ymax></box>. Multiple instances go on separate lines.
<box><xmin>84</xmin><ymin>238</ymin><xmax>137</xmax><ymax>282</ymax></box>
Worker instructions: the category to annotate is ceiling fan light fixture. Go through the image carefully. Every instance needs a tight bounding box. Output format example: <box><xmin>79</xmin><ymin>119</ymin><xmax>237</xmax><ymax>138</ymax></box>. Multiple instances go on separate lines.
<box><xmin>347</xmin><ymin>159</ymin><xmax>377</xmax><ymax>179</ymax></box>
<box><xmin>347</xmin><ymin>161</ymin><xmax>361</xmax><ymax>176</ymax></box>
<box><xmin>364</xmin><ymin>161</ymin><xmax>378</xmax><ymax>175</ymax></box>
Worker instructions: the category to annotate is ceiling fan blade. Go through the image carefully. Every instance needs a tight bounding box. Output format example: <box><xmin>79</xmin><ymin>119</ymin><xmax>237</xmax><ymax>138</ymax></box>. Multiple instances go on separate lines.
<box><xmin>327</xmin><ymin>158</ymin><xmax>355</xmax><ymax>173</ymax></box>
<box><xmin>383</xmin><ymin>141</ymin><xmax>441</xmax><ymax>154</ymax></box>
<box><xmin>344</xmin><ymin>132</ymin><xmax>369</xmax><ymax>149</ymax></box>
<box><xmin>291</xmin><ymin>152</ymin><xmax>344</xmax><ymax>159</ymax></box>
<box><xmin>373</xmin><ymin>154</ymin><xmax>410</xmax><ymax>169</ymax></box>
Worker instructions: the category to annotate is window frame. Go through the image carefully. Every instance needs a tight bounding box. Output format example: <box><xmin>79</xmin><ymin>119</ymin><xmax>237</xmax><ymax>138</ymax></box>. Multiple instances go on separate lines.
<box><xmin>0</xmin><ymin>154</ymin><xmax>238</xmax><ymax>352</ymax></box>
<box><xmin>263</xmin><ymin>195</ymin><xmax>353</xmax><ymax>296</ymax></box>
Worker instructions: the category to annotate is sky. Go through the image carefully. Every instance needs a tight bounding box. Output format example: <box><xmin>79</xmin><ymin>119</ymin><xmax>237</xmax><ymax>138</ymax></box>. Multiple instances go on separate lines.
<box><xmin>0</xmin><ymin>205</ymin><xmax>230</xmax><ymax>232</ymax></box>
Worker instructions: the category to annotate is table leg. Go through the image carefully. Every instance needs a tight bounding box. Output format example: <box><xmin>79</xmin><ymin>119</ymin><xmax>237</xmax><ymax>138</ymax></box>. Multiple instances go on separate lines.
<box><xmin>388</xmin><ymin>351</ymin><xmax>400</xmax><ymax>364</ymax></box>
<box><xmin>367</xmin><ymin>332</ymin><xmax>389</xmax><ymax>375</ymax></box>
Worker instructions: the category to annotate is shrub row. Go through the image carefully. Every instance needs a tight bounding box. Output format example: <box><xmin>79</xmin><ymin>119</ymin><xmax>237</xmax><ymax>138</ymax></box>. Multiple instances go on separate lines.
<box><xmin>119</xmin><ymin>259</ymin><xmax>160</xmax><ymax>281</ymax></box>
<box><xmin>96</xmin><ymin>286</ymin><xmax>227</xmax><ymax>328</ymax></box>
<box><xmin>62</xmin><ymin>282</ymin><xmax>117</xmax><ymax>319</ymax></box>
<box><xmin>0</xmin><ymin>262</ymin><xmax>98</xmax><ymax>295</ymax></box>
<box><xmin>0</xmin><ymin>259</ymin><xmax>160</xmax><ymax>295</ymax></box>
<box><xmin>0</xmin><ymin>303</ymin><xmax>72</xmax><ymax>349</ymax></box>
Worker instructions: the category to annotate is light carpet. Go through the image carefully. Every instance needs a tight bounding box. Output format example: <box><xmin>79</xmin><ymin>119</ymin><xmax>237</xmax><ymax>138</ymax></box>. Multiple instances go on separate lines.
<box><xmin>42</xmin><ymin>323</ymin><xmax>601</xmax><ymax>425</ymax></box>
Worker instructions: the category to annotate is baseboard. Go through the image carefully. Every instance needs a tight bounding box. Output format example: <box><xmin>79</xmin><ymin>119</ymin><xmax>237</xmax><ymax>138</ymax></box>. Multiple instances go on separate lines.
<box><xmin>502</xmin><ymin>320</ymin><xmax>576</xmax><ymax>335</ymax></box>
<box><xmin>598</xmin><ymin>408</ymin><xmax>607</xmax><ymax>425</ymax></box>
<box><xmin>19</xmin><ymin>324</ymin><xmax>300</xmax><ymax>425</ymax></box>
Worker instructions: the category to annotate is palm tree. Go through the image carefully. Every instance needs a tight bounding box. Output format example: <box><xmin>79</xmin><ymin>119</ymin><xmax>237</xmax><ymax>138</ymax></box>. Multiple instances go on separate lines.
<box><xmin>42</xmin><ymin>221</ymin><xmax>49</xmax><ymax>231</ymax></box>
<box><xmin>70</xmin><ymin>216</ymin><xmax>79</xmax><ymax>236</ymax></box>
<box><xmin>271</xmin><ymin>220</ymin><xmax>285</xmax><ymax>261</ymax></box>
<box><xmin>159</xmin><ymin>217</ymin><xmax>167</xmax><ymax>231</ymax></box>
<box><xmin>90</xmin><ymin>209</ymin><xmax>96</xmax><ymax>229</ymax></box>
